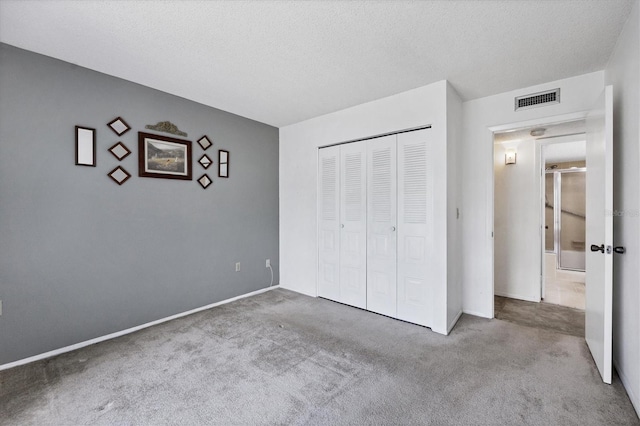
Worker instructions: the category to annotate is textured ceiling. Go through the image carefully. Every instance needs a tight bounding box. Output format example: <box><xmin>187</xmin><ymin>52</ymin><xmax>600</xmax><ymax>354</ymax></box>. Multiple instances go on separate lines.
<box><xmin>0</xmin><ymin>1</ymin><xmax>634</xmax><ymax>127</ymax></box>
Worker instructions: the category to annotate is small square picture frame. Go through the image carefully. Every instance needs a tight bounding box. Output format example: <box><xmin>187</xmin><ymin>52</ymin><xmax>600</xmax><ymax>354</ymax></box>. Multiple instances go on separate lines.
<box><xmin>108</xmin><ymin>166</ymin><xmax>132</xmax><ymax>185</ymax></box>
<box><xmin>198</xmin><ymin>174</ymin><xmax>212</xmax><ymax>189</ymax></box>
<box><xmin>108</xmin><ymin>117</ymin><xmax>131</xmax><ymax>136</ymax></box>
<box><xmin>198</xmin><ymin>135</ymin><xmax>212</xmax><ymax>150</ymax></box>
<box><xmin>199</xmin><ymin>154</ymin><xmax>212</xmax><ymax>169</ymax></box>
<box><xmin>108</xmin><ymin>142</ymin><xmax>132</xmax><ymax>161</ymax></box>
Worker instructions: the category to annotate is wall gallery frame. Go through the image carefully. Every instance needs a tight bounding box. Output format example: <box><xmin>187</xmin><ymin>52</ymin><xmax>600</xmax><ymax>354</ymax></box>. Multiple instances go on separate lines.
<box><xmin>108</xmin><ymin>142</ymin><xmax>131</xmax><ymax>161</ymax></box>
<box><xmin>218</xmin><ymin>150</ymin><xmax>229</xmax><ymax>178</ymax></box>
<box><xmin>199</xmin><ymin>154</ymin><xmax>212</xmax><ymax>169</ymax></box>
<box><xmin>198</xmin><ymin>174</ymin><xmax>212</xmax><ymax>189</ymax></box>
<box><xmin>108</xmin><ymin>166</ymin><xmax>131</xmax><ymax>185</ymax></box>
<box><xmin>75</xmin><ymin>125</ymin><xmax>96</xmax><ymax>167</ymax></box>
<box><xmin>138</xmin><ymin>132</ymin><xmax>192</xmax><ymax>180</ymax></box>
<box><xmin>107</xmin><ymin>117</ymin><xmax>131</xmax><ymax>136</ymax></box>
<box><xmin>197</xmin><ymin>135</ymin><xmax>212</xmax><ymax>150</ymax></box>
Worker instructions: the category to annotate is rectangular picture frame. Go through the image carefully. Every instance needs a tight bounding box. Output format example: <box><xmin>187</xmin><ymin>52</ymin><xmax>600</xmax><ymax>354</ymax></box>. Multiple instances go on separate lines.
<box><xmin>218</xmin><ymin>149</ymin><xmax>229</xmax><ymax>178</ymax></box>
<box><xmin>138</xmin><ymin>132</ymin><xmax>192</xmax><ymax>180</ymax></box>
<box><xmin>75</xmin><ymin>125</ymin><xmax>96</xmax><ymax>167</ymax></box>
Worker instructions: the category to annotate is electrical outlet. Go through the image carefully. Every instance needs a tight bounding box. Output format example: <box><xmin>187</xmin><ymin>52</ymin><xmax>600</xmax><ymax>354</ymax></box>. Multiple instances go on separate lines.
<box><xmin>235</xmin><ymin>262</ymin><xmax>241</xmax><ymax>272</ymax></box>
<box><xmin>266</xmin><ymin>259</ymin><xmax>271</xmax><ymax>268</ymax></box>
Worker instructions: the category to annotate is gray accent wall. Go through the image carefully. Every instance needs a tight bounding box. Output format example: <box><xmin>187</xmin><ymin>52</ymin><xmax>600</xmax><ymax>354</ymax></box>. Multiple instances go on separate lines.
<box><xmin>0</xmin><ymin>43</ymin><xmax>279</xmax><ymax>365</ymax></box>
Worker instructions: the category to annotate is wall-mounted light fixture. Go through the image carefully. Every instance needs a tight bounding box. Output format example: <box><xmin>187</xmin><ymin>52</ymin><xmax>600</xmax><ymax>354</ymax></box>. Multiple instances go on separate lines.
<box><xmin>505</xmin><ymin>149</ymin><xmax>517</xmax><ymax>165</ymax></box>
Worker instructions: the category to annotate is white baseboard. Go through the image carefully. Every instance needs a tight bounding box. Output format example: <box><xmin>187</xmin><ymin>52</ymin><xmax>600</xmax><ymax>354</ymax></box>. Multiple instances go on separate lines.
<box><xmin>0</xmin><ymin>285</ymin><xmax>280</xmax><ymax>372</ymax></box>
<box><xmin>614</xmin><ymin>359</ymin><xmax>640</xmax><ymax>418</ymax></box>
<box><xmin>495</xmin><ymin>291</ymin><xmax>540</xmax><ymax>303</ymax></box>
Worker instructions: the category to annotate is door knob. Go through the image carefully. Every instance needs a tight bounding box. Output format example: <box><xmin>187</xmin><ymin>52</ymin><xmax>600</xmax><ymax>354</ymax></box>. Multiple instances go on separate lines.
<box><xmin>590</xmin><ymin>244</ymin><xmax>605</xmax><ymax>253</ymax></box>
<box><xmin>341</xmin><ymin>224</ymin><xmax>345</xmax><ymax>228</ymax></box>
<box><xmin>614</xmin><ymin>246</ymin><xmax>626</xmax><ymax>254</ymax></box>
<box><xmin>391</xmin><ymin>226</ymin><xmax>396</xmax><ymax>231</ymax></box>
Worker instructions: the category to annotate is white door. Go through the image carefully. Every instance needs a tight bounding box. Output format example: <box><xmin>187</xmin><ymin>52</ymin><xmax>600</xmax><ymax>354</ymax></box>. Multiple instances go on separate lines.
<box><xmin>318</xmin><ymin>146</ymin><xmax>341</xmax><ymax>302</ymax></box>
<box><xmin>366</xmin><ymin>135</ymin><xmax>397</xmax><ymax>317</ymax></box>
<box><xmin>585</xmin><ymin>85</ymin><xmax>613</xmax><ymax>384</ymax></box>
<box><xmin>340</xmin><ymin>141</ymin><xmax>367</xmax><ymax>309</ymax></box>
<box><xmin>397</xmin><ymin>129</ymin><xmax>434</xmax><ymax>326</ymax></box>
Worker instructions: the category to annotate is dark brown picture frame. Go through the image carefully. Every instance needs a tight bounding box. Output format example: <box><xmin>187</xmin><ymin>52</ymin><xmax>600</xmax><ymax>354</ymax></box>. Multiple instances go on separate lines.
<box><xmin>218</xmin><ymin>150</ymin><xmax>229</xmax><ymax>178</ymax></box>
<box><xmin>197</xmin><ymin>135</ymin><xmax>212</xmax><ymax>150</ymax></box>
<box><xmin>198</xmin><ymin>174</ymin><xmax>212</xmax><ymax>189</ymax></box>
<box><xmin>138</xmin><ymin>132</ymin><xmax>192</xmax><ymax>180</ymax></box>
<box><xmin>107</xmin><ymin>117</ymin><xmax>131</xmax><ymax>136</ymax></box>
<box><xmin>108</xmin><ymin>166</ymin><xmax>132</xmax><ymax>185</ymax></box>
<box><xmin>75</xmin><ymin>125</ymin><xmax>96</xmax><ymax>167</ymax></box>
<box><xmin>108</xmin><ymin>142</ymin><xmax>132</xmax><ymax>161</ymax></box>
<box><xmin>199</xmin><ymin>154</ymin><xmax>212</xmax><ymax>169</ymax></box>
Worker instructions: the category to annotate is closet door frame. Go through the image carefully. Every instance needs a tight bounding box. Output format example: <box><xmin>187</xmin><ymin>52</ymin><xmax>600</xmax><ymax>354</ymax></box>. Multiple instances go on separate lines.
<box><xmin>397</xmin><ymin>129</ymin><xmax>434</xmax><ymax>327</ymax></box>
<box><xmin>366</xmin><ymin>135</ymin><xmax>398</xmax><ymax>317</ymax></box>
<box><xmin>317</xmin><ymin>145</ymin><xmax>341</xmax><ymax>302</ymax></box>
<box><xmin>316</xmin><ymin>125</ymin><xmax>433</xmax><ymax>326</ymax></box>
<box><xmin>339</xmin><ymin>141</ymin><xmax>368</xmax><ymax>309</ymax></box>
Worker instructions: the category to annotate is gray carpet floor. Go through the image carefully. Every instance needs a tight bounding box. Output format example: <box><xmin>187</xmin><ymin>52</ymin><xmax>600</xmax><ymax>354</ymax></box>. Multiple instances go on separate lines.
<box><xmin>1</xmin><ymin>288</ymin><xmax>638</xmax><ymax>425</ymax></box>
<box><xmin>494</xmin><ymin>295</ymin><xmax>585</xmax><ymax>338</ymax></box>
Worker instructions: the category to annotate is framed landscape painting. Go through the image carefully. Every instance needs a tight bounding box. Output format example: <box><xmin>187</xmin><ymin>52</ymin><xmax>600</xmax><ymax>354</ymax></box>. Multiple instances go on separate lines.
<box><xmin>138</xmin><ymin>132</ymin><xmax>192</xmax><ymax>180</ymax></box>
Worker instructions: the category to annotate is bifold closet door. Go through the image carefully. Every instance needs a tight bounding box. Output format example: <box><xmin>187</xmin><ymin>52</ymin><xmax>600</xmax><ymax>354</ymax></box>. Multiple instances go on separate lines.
<box><xmin>366</xmin><ymin>135</ymin><xmax>397</xmax><ymax>317</ymax></box>
<box><xmin>318</xmin><ymin>145</ymin><xmax>340</xmax><ymax>301</ymax></box>
<box><xmin>339</xmin><ymin>141</ymin><xmax>367</xmax><ymax>309</ymax></box>
<box><xmin>397</xmin><ymin>129</ymin><xmax>434</xmax><ymax>327</ymax></box>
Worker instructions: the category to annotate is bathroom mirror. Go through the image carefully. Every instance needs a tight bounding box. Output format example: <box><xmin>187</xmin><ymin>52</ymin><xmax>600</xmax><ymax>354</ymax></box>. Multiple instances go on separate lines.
<box><xmin>75</xmin><ymin>126</ymin><xmax>96</xmax><ymax>166</ymax></box>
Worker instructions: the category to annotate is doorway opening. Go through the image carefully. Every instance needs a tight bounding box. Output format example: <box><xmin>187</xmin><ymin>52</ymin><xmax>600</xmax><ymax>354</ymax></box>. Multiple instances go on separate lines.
<box><xmin>492</xmin><ymin>119</ymin><xmax>586</xmax><ymax>337</ymax></box>
<box><xmin>542</xmin><ymin>138</ymin><xmax>586</xmax><ymax>310</ymax></box>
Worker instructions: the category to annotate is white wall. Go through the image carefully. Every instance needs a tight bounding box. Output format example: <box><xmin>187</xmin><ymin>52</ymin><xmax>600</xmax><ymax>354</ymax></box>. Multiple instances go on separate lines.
<box><xmin>461</xmin><ymin>71</ymin><xmax>604</xmax><ymax>318</ymax></box>
<box><xmin>279</xmin><ymin>80</ymin><xmax>452</xmax><ymax>331</ymax></box>
<box><xmin>494</xmin><ymin>138</ymin><xmax>541</xmax><ymax>301</ymax></box>
<box><xmin>605</xmin><ymin>0</ymin><xmax>640</xmax><ymax>415</ymax></box>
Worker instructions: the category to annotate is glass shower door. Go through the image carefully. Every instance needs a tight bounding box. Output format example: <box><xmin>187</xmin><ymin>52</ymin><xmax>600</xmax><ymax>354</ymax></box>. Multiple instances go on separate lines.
<box><xmin>558</xmin><ymin>170</ymin><xmax>586</xmax><ymax>271</ymax></box>
<box><xmin>545</xmin><ymin>168</ymin><xmax>586</xmax><ymax>271</ymax></box>
<box><xmin>544</xmin><ymin>174</ymin><xmax>555</xmax><ymax>252</ymax></box>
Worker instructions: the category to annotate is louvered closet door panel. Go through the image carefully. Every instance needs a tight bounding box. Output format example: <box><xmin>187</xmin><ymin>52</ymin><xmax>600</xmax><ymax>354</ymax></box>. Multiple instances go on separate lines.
<box><xmin>339</xmin><ymin>141</ymin><xmax>367</xmax><ymax>309</ymax></box>
<box><xmin>366</xmin><ymin>135</ymin><xmax>397</xmax><ymax>317</ymax></box>
<box><xmin>397</xmin><ymin>129</ymin><xmax>434</xmax><ymax>327</ymax></box>
<box><xmin>318</xmin><ymin>146</ymin><xmax>341</xmax><ymax>301</ymax></box>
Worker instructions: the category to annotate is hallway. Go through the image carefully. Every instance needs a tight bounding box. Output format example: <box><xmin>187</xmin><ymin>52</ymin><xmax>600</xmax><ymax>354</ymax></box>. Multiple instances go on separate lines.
<box><xmin>494</xmin><ymin>296</ymin><xmax>584</xmax><ymax>337</ymax></box>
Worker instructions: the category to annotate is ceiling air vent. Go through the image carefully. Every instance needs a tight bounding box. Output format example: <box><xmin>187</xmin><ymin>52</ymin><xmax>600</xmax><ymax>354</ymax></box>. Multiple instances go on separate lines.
<box><xmin>515</xmin><ymin>88</ymin><xmax>560</xmax><ymax>111</ymax></box>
